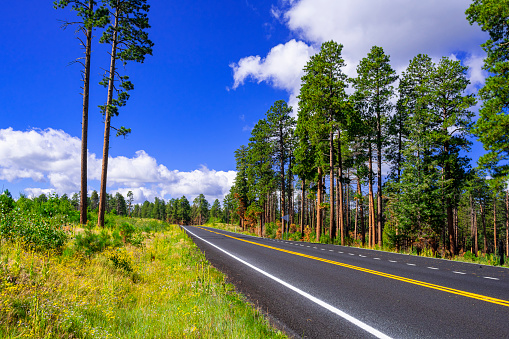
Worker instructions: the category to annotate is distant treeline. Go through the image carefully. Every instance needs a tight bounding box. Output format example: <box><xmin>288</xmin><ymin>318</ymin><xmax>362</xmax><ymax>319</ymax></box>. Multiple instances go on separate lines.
<box><xmin>0</xmin><ymin>189</ymin><xmax>232</xmax><ymax>227</ymax></box>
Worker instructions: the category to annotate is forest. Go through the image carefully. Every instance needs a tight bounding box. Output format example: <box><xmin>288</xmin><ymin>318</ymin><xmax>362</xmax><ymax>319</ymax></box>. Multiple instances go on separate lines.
<box><xmin>225</xmin><ymin>1</ymin><xmax>509</xmax><ymax>260</ymax></box>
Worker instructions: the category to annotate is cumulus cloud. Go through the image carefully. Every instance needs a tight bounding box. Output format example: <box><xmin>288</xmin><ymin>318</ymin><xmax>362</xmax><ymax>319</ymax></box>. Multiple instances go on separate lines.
<box><xmin>230</xmin><ymin>39</ymin><xmax>317</xmax><ymax>111</ymax></box>
<box><xmin>232</xmin><ymin>0</ymin><xmax>487</xmax><ymax>107</ymax></box>
<box><xmin>284</xmin><ymin>0</ymin><xmax>485</xmax><ymax>65</ymax></box>
<box><xmin>0</xmin><ymin>128</ymin><xmax>236</xmax><ymax>204</ymax></box>
<box><xmin>463</xmin><ymin>54</ymin><xmax>487</xmax><ymax>94</ymax></box>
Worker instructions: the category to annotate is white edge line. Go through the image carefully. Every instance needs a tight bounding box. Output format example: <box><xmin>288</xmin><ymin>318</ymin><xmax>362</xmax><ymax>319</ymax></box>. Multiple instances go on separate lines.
<box><xmin>483</xmin><ymin>276</ymin><xmax>499</xmax><ymax>280</ymax></box>
<box><xmin>184</xmin><ymin>227</ymin><xmax>392</xmax><ymax>339</ymax></box>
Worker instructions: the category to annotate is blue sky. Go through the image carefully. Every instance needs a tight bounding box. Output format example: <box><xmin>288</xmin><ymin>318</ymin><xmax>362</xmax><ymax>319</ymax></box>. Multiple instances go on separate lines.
<box><xmin>0</xmin><ymin>0</ymin><xmax>489</xmax><ymax>204</ymax></box>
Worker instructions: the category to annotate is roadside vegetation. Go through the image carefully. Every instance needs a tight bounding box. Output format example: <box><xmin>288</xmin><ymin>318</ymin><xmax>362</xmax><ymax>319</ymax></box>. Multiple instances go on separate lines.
<box><xmin>0</xmin><ymin>191</ymin><xmax>287</xmax><ymax>338</ymax></box>
<box><xmin>207</xmin><ymin>221</ymin><xmax>509</xmax><ymax>268</ymax></box>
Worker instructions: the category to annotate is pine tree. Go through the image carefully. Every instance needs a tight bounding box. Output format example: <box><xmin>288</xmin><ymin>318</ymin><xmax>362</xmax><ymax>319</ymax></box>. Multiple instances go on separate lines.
<box><xmin>427</xmin><ymin>57</ymin><xmax>475</xmax><ymax>254</ymax></box>
<box><xmin>97</xmin><ymin>0</ymin><xmax>153</xmax><ymax>226</ymax></box>
<box><xmin>247</xmin><ymin>118</ymin><xmax>275</xmax><ymax>235</ymax></box>
<box><xmin>298</xmin><ymin>41</ymin><xmax>349</xmax><ymax>243</ymax></box>
<box><xmin>55</xmin><ymin>0</ymin><xmax>108</xmax><ymax>225</ymax></box>
<box><xmin>467</xmin><ymin>0</ymin><xmax>509</xmax><ymax>180</ymax></box>
<box><xmin>266</xmin><ymin>100</ymin><xmax>295</xmax><ymax>236</ymax></box>
<box><xmin>351</xmin><ymin>46</ymin><xmax>397</xmax><ymax>246</ymax></box>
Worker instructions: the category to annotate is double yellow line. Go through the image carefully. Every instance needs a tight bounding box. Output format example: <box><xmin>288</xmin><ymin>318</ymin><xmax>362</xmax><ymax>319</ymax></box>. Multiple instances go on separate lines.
<box><xmin>196</xmin><ymin>226</ymin><xmax>509</xmax><ymax>308</ymax></box>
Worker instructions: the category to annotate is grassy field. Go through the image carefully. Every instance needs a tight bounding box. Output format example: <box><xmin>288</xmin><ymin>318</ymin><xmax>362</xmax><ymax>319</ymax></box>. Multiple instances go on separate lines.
<box><xmin>0</xmin><ymin>217</ymin><xmax>287</xmax><ymax>338</ymax></box>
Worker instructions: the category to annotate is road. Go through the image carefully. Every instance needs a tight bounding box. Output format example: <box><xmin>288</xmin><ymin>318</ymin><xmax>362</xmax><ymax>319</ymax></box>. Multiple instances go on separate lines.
<box><xmin>182</xmin><ymin>226</ymin><xmax>509</xmax><ymax>339</ymax></box>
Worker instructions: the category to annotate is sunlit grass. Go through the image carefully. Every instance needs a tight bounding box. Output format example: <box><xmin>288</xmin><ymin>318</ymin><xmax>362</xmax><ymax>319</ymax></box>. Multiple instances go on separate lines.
<box><xmin>0</xmin><ymin>222</ymin><xmax>287</xmax><ymax>338</ymax></box>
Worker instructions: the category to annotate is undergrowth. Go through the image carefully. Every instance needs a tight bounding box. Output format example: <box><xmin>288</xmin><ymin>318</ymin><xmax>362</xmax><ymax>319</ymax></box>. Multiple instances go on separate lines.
<box><xmin>0</xmin><ymin>210</ymin><xmax>287</xmax><ymax>338</ymax></box>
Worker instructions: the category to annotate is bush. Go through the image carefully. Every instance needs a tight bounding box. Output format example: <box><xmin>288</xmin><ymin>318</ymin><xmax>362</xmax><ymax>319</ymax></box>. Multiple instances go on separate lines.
<box><xmin>463</xmin><ymin>251</ymin><xmax>476</xmax><ymax>261</ymax></box>
<box><xmin>0</xmin><ymin>207</ymin><xmax>68</xmax><ymax>252</ymax></box>
<box><xmin>288</xmin><ymin>232</ymin><xmax>302</xmax><ymax>241</ymax></box>
<box><xmin>74</xmin><ymin>226</ymin><xmax>116</xmax><ymax>256</ymax></box>
<box><xmin>319</xmin><ymin>233</ymin><xmax>331</xmax><ymax>244</ymax></box>
<box><xmin>107</xmin><ymin>248</ymin><xmax>134</xmax><ymax>272</ymax></box>
<box><xmin>119</xmin><ymin>222</ymin><xmax>136</xmax><ymax>242</ymax></box>
<box><xmin>264</xmin><ymin>222</ymin><xmax>278</xmax><ymax>239</ymax></box>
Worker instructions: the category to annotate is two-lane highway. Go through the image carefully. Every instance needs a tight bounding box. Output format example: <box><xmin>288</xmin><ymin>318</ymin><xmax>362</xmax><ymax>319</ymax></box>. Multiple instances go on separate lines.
<box><xmin>183</xmin><ymin>226</ymin><xmax>509</xmax><ymax>338</ymax></box>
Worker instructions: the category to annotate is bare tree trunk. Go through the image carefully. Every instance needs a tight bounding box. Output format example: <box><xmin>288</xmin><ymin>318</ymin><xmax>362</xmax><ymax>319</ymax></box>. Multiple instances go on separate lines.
<box><xmin>346</xmin><ymin>171</ymin><xmax>350</xmax><ymax>238</ymax></box>
<box><xmin>98</xmin><ymin>6</ymin><xmax>119</xmax><ymax>227</ymax></box>
<box><xmin>470</xmin><ymin>195</ymin><xmax>476</xmax><ymax>254</ymax></box>
<box><xmin>80</xmin><ymin>0</ymin><xmax>94</xmax><ymax>226</ymax></box>
<box><xmin>354</xmin><ymin>178</ymin><xmax>359</xmax><ymax>241</ymax></box>
<box><xmin>454</xmin><ymin>206</ymin><xmax>459</xmax><ymax>252</ymax></box>
<box><xmin>301</xmin><ymin>179</ymin><xmax>305</xmax><ymax>234</ymax></box>
<box><xmin>494</xmin><ymin>196</ymin><xmax>497</xmax><ymax>255</ymax></box>
<box><xmin>329</xmin><ymin>132</ymin><xmax>336</xmax><ymax>241</ymax></box>
<box><xmin>336</xmin><ymin>175</ymin><xmax>340</xmax><ymax>241</ymax></box>
<box><xmin>474</xmin><ymin>205</ymin><xmax>478</xmax><ymax>255</ymax></box>
<box><xmin>480</xmin><ymin>202</ymin><xmax>487</xmax><ymax>254</ymax></box>
<box><xmin>506</xmin><ymin>191</ymin><xmax>508</xmax><ymax>257</ymax></box>
<box><xmin>316</xmin><ymin>168</ymin><xmax>323</xmax><ymax>242</ymax></box>
<box><xmin>337</xmin><ymin>130</ymin><xmax>344</xmax><ymax>245</ymax></box>
<box><xmin>358</xmin><ymin>179</ymin><xmax>365</xmax><ymax>246</ymax></box>
<box><xmin>377</xmin><ymin>138</ymin><xmax>383</xmax><ymax>247</ymax></box>
<box><xmin>368</xmin><ymin>143</ymin><xmax>374</xmax><ymax>248</ymax></box>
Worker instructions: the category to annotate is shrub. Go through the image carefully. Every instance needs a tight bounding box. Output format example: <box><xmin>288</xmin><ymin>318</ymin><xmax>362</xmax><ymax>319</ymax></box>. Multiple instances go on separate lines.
<box><xmin>264</xmin><ymin>222</ymin><xmax>278</xmax><ymax>239</ymax></box>
<box><xmin>288</xmin><ymin>232</ymin><xmax>302</xmax><ymax>241</ymax></box>
<box><xmin>119</xmin><ymin>222</ymin><xmax>136</xmax><ymax>242</ymax></box>
<box><xmin>289</xmin><ymin>224</ymin><xmax>297</xmax><ymax>233</ymax></box>
<box><xmin>0</xmin><ymin>207</ymin><xmax>68</xmax><ymax>252</ymax></box>
<box><xmin>463</xmin><ymin>251</ymin><xmax>476</xmax><ymax>261</ymax></box>
<box><xmin>107</xmin><ymin>248</ymin><xmax>134</xmax><ymax>272</ymax></box>
<box><xmin>302</xmin><ymin>226</ymin><xmax>312</xmax><ymax>242</ymax></box>
<box><xmin>74</xmin><ymin>226</ymin><xmax>115</xmax><ymax>256</ymax></box>
<box><xmin>319</xmin><ymin>233</ymin><xmax>331</xmax><ymax>244</ymax></box>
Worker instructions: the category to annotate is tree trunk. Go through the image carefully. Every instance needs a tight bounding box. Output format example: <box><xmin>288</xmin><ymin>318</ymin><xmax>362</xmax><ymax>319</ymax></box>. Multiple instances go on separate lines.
<box><xmin>346</xmin><ymin>171</ymin><xmax>350</xmax><ymax>238</ymax></box>
<box><xmin>354</xmin><ymin>178</ymin><xmax>359</xmax><ymax>241</ymax></box>
<box><xmin>494</xmin><ymin>196</ymin><xmax>497</xmax><ymax>255</ymax></box>
<box><xmin>368</xmin><ymin>143</ymin><xmax>374</xmax><ymax>248</ymax></box>
<box><xmin>301</xmin><ymin>179</ymin><xmax>305</xmax><ymax>234</ymax></box>
<box><xmin>336</xmin><ymin>175</ymin><xmax>340</xmax><ymax>241</ymax></box>
<box><xmin>337</xmin><ymin>129</ymin><xmax>344</xmax><ymax>245</ymax></box>
<box><xmin>358</xmin><ymin>179</ymin><xmax>365</xmax><ymax>246</ymax></box>
<box><xmin>80</xmin><ymin>0</ymin><xmax>94</xmax><ymax>226</ymax></box>
<box><xmin>98</xmin><ymin>6</ymin><xmax>119</xmax><ymax>227</ymax></box>
<box><xmin>280</xmin><ymin>125</ymin><xmax>286</xmax><ymax>236</ymax></box>
<box><xmin>506</xmin><ymin>191</ymin><xmax>508</xmax><ymax>257</ymax></box>
<box><xmin>329</xmin><ymin>131</ymin><xmax>336</xmax><ymax>240</ymax></box>
<box><xmin>480</xmin><ymin>202</ymin><xmax>487</xmax><ymax>254</ymax></box>
<box><xmin>377</xmin><ymin>117</ymin><xmax>383</xmax><ymax>247</ymax></box>
<box><xmin>316</xmin><ymin>168</ymin><xmax>323</xmax><ymax>242</ymax></box>
<box><xmin>470</xmin><ymin>195</ymin><xmax>477</xmax><ymax>254</ymax></box>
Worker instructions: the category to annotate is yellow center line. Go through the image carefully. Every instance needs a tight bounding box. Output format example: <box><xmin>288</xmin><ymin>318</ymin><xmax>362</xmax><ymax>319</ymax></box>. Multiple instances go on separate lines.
<box><xmin>196</xmin><ymin>226</ymin><xmax>509</xmax><ymax>308</ymax></box>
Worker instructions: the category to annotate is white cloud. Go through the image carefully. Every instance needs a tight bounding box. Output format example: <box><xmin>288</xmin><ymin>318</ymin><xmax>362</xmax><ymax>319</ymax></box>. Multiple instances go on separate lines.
<box><xmin>230</xmin><ymin>39</ymin><xmax>317</xmax><ymax>111</ymax></box>
<box><xmin>232</xmin><ymin>0</ymin><xmax>487</xmax><ymax>108</ymax></box>
<box><xmin>283</xmin><ymin>0</ymin><xmax>485</xmax><ymax>66</ymax></box>
<box><xmin>463</xmin><ymin>54</ymin><xmax>487</xmax><ymax>94</ymax></box>
<box><xmin>0</xmin><ymin>128</ymin><xmax>236</xmax><ymax>204</ymax></box>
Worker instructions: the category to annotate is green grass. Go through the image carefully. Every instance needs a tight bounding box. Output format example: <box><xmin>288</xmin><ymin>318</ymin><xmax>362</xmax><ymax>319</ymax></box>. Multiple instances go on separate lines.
<box><xmin>0</xmin><ymin>220</ymin><xmax>288</xmax><ymax>338</ymax></box>
<box><xmin>203</xmin><ymin>222</ymin><xmax>258</xmax><ymax>237</ymax></box>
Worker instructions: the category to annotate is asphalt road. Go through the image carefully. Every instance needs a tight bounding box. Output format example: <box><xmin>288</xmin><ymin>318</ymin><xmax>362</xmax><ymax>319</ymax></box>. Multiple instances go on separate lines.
<box><xmin>182</xmin><ymin>226</ymin><xmax>509</xmax><ymax>339</ymax></box>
